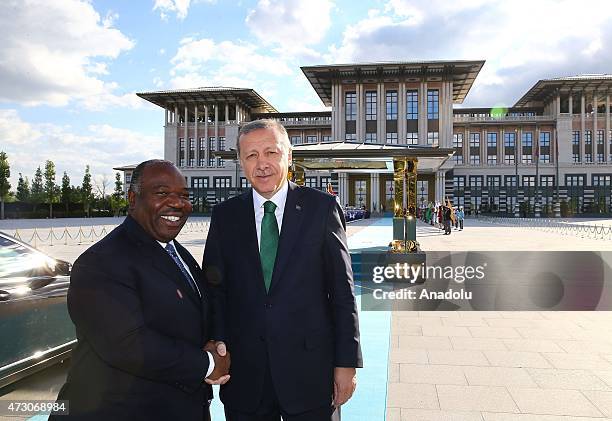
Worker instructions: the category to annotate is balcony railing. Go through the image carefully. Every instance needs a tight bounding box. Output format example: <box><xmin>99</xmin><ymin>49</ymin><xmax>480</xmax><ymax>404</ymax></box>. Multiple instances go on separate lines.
<box><xmin>453</xmin><ymin>115</ymin><xmax>554</xmax><ymax>123</ymax></box>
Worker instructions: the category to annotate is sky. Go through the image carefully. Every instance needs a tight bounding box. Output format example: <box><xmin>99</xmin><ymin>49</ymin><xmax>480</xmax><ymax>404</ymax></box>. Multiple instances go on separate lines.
<box><xmin>1</xmin><ymin>0</ymin><xmax>612</xmax><ymax>190</ymax></box>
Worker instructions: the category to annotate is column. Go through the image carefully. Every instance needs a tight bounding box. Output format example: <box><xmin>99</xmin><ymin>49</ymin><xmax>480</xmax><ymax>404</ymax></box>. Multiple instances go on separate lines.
<box><xmin>593</xmin><ymin>93</ymin><xmax>598</xmax><ymax>161</ymax></box>
<box><xmin>517</xmin><ymin>127</ymin><xmax>523</xmax><ymax>164</ymax></box>
<box><xmin>204</xmin><ymin>105</ymin><xmax>209</xmax><ymax>166</ymax></box>
<box><xmin>165</xmin><ymin>108</ymin><xmax>169</xmax><ymax>126</ymax></box>
<box><xmin>332</xmin><ymin>84</ymin><xmax>340</xmax><ymax>141</ymax></box>
<box><xmin>556</xmin><ymin>93</ymin><xmax>561</xmax><ymax>116</ymax></box>
<box><xmin>184</xmin><ymin>104</ymin><xmax>189</xmax><ymax>165</ymax></box>
<box><xmin>357</xmin><ymin>83</ymin><xmax>364</xmax><ymax>142</ymax></box>
<box><xmin>398</xmin><ymin>81</ymin><xmax>406</xmax><ymax>144</ymax></box>
<box><xmin>194</xmin><ymin>105</ymin><xmax>198</xmax><ymax>166</ymax></box>
<box><xmin>435</xmin><ymin>171</ymin><xmax>445</xmax><ymax>202</ymax></box>
<box><xmin>235</xmin><ymin>103</ymin><xmax>240</xmax><ymax>124</ymax></box>
<box><xmin>370</xmin><ymin>173</ymin><xmax>380</xmax><ymax>211</ymax></box>
<box><xmin>499</xmin><ymin>127</ymin><xmax>505</xmax><ymax>164</ymax></box>
<box><xmin>214</xmin><ymin>104</ymin><xmax>219</xmax><ymax>151</ymax></box>
<box><xmin>481</xmin><ymin>128</ymin><xmax>486</xmax><ymax>165</ymax></box>
<box><xmin>174</xmin><ymin>105</ymin><xmax>179</xmax><ymax>124</ymax></box>
<box><xmin>338</xmin><ymin>173</ymin><xmax>348</xmax><ymax>207</ymax></box>
<box><xmin>419</xmin><ymin>82</ymin><xmax>428</xmax><ymax>145</ymax></box>
<box><xmin>581</xmin><ymin>93</ymin><xmax>586</xmax><ymax>163</ymax></box>
<box><xmin>340</xmin><ymin>85</ymin><xmax>346</xmax><ymax>142</ymax></box>
<box><xmin>225</xmin><ymin>103</ymin><xmax>230</xmax><ymax>124</ymax></box>
<box><xmin>569</xmin><ymin>94</ymin><xmax>573</xmax><ymax>116</ymax></box>
<box><xmin>606</xmin><ymin>95</ymin><xmax>610</xmax><ymax>161</ymax></box>
<box><xmin>377</xmin><ymin>82</ymin><xmax>385</xmax><ymax>143</ymax></box>
<box><xmin>463</xmin><ymin>126</ymin><xmax>469</xmax><ymax>164</ymax></box>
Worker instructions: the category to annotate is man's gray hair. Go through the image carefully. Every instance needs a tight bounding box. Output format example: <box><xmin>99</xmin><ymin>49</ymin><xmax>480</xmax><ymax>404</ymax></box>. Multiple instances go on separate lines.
<box><xmin>237</xmin><ymin>119</ymin><xmax>291</xmax><ymax>156</ymax></box>
<box><xmin>128</xmin><ymin>159</ymin><xmax>176</xmax><ymax>195</ymax></box>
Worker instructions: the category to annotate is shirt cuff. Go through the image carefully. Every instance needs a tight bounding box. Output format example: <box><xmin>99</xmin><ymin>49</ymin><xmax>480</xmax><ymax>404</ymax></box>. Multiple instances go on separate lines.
<box><xmin>205</xmin><ymin>351</ymin><xmax>215</xmax><ymax>378</ymax></box>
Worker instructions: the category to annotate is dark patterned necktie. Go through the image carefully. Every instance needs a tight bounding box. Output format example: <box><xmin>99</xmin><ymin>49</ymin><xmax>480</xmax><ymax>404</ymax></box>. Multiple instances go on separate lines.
<box><xmin>165</xmin><ymin>243</ymin><xmax>200</xmax><ymax>296</ymax></box>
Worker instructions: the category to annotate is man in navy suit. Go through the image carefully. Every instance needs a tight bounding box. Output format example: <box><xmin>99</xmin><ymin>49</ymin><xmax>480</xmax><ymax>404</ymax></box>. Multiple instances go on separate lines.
<box><xmin>52</xmin><ymin>160</ymin><xmax>229</xmax><ymax>421</ymax></box>
<box><xmin>203</xmin><ymin>120</ymin><xmax>362</xmax><ymax>421</ymax></box>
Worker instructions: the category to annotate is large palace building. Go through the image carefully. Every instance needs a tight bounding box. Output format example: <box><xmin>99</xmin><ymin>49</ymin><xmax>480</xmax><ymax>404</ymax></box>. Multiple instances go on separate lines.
<box><xmin>126</xmin><ymin>60</ymin><xmax>612</xmax><ymax>215</ymax></box>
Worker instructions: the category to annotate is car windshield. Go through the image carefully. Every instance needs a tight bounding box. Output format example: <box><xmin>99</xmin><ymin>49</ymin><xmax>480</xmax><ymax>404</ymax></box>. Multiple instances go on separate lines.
<box><xmin>0</xmin><ymin>237</ymin><xmax>56</xmax><ymax>279</ymax></box>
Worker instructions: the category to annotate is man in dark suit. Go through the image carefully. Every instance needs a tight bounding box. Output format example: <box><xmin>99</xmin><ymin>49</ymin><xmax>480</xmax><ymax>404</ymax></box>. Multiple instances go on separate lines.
<box><xmin>203</xmin><ymin>120</ymin><xmax>362</xmax><ymax>421</ymax></box>
<box><xmin>51</xmin><ymin>160</ymin><xmax>229</xmax><ymax>421</ymax></box>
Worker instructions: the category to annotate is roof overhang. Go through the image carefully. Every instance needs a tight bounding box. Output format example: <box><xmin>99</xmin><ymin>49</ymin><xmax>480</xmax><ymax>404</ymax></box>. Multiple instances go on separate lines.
<box><xmin>136</xmin><ymin>88</ymin><xmax>277</xmax><ymax>112</ymax></box>
<box><xmin>301</xmin><ymin>60</ymin><xmax>485</xmax><ymax>106</ymax></box>
<box><xmin>514</xmin><ymin>75</ymin><xmax>612</xmax><ymax>107</ymax></box>
<box><xmin>217</xmin><ymin>142</ymin><xmax>454</xmax><ymax>173</ymax></box>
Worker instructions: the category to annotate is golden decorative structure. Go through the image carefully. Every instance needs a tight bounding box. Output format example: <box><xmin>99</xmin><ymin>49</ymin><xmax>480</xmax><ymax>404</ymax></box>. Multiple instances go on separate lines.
<box><xmin>391</xmin><ymin>157</ymin><xmax>419</xmax><ymax>253</ymax></box>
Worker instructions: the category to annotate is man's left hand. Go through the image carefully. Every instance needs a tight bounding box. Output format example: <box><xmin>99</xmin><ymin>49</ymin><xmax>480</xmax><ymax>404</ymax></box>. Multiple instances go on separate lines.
<box><xmin>333</xmin><ymin>367</ymin><xmax>357</xmax><ymax>407</ymax></box>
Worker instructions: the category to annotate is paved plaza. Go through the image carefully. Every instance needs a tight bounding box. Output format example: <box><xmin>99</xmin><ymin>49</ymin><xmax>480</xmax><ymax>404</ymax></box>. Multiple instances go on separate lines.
<box><xmin>1</xmin><ymin>216</ymin><xmax>612</xmax><ymax>420</ymax></box>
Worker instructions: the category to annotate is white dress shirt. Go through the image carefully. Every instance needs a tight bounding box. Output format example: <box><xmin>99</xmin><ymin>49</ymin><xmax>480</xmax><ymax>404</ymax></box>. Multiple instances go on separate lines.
<box><xmin>252</xmin><ymin>180</ymin><xmax>288</xmax><ymax>251</ymax></box>
<box><xmin>157</xmin><ymin>239</ymin><xmax>214</xmax><ymax>378</ymax></box>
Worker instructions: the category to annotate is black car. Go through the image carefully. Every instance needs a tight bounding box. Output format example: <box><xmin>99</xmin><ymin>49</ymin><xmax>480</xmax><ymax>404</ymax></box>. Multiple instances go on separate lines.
<box><xmin>0</xmin><ymin>232</ymin><xmax>75</xmax><ymax>389</ymax></box>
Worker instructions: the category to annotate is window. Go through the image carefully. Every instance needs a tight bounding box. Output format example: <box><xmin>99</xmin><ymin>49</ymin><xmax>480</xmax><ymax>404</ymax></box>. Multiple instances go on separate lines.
<box><xmin>470</xmin><ymin>133</ymin><xmax>480</xmax><ymax>148</ymax></box>
<box><xmin>573</xmin><ymin>153</ymin><xmax>581</xmax><ymax>163</ymax></box>
<box><xmin>305</xmin><ymin>177</ymin><xmax>318</xmax><ymax>188</ymax></box>
<box><xmin>199</xmin><ymin>137</ymin><xmax>206</xmax><ymax>166</ymax></box>
<box><xmin>572</xmin><ymin>131</ymin><xmax>580</xmax><ymax>145</ymax></box>
<box><xmin>191</xmin><ymin>177</ymin><xmax>208</xmax><ymax>189</ymax></box>
<box><xmin>406</xmin><ymin>91</ymin><xmax>418</xmax><ymax>119</ymax></box>
<box><xmin>469</xmin><ymin>176</ymin><xmax>483</xmax><ymax>188</ymax></box>
<box><xmin>406</xmin><ymin>132</ymin><xmax>418</xmax><ymax>145</ymax></box>
<box><xmin>306</xmin><ymin>135</ymin><xmax>317</xmax><ymax>143</ymax></box>
<box><xmin>208</xmin><ymin>137</ymin><xmax>216</xmax><ymax>151</ymax></box>
<box><xmin>505</xmin><ymin>175</ymin><xmax>517</xmax><ymax>187</ymax></box>
<box><xmin>291</xmin><ymin>135</ymin><xmax>302</xmax><ymax>145</ymax></box>
<box><xmin>427</xmin><ymin>89</ymin><xmax>439</xmax><ymax>119</ymax></box>
<box><xmin>188</xmin><ymin>138</ymin><xmax>195</xmax><ymax>167</ymax></box>
<box><xmin>593</xmin><ymin>175</ymin><xmax>611</xmax><ymax>186</ymax></box>
<box><xmin>597</xmin><ymin>130</ymin><xmax>604</xmax><ymax>145</ymax></box>
<box><xmin>386</xmin><ymin>132</ymin><xmax>398</xmax><ymax>144</ymax></box>
<box><xmin>522</xmin><ymin>176</ymin><xmax>536</xmax><ymax>187</ymax></box>
<box><xmin>345</xmin><ymin>133</ymin><xmax>357</xmax><ymax>141</ymax></box>
<box><xmin>365</xmin><ymin>133</ymin><xmax>377</xmax><ymax>143</ymax></box>
<box><xmin>487</xmin><ymin>155</ymin><xmax>497</xmax><ymax>165</ymax></box>
<box><xmin>453</xmin><ymin>133</ymin><xmax>464</xmax><ymax>148</ymax></box>
<box><xmin>208</xmin><ymin>158</ymin><xmax>215</xmax><ymax>167</ymax></box>
<box><xmin>540</xmin><ymin>175</ymin><xmax>555</xmax><ymax>187</ymax></box>
<box><xmin>345</xmin><ymin>92</ymin><xmax>356</xmax><ymax>121</ymax></box>
<box><xmin>365</xmin><ymin>91</ymin><xmax>377</xmax><ymax>120</ymax></box>
<box><xmin>487</xmin><ymin>132</ymin><xmax>497</xmax><ymax>148</ymax></box>
<box><xmin>219</xmin><ymin>137</ymin><xmax>226</xmax><ymax>151</ymax></box>
<box><xmin>427</xmin><ymin>132</ymin><xmax>439</xmax><ymax>145</ymax></box>
<box><xmin>585</xmin><ymin>130</ymin><xmax>592</xmax><ymax>145</ymax></box>
<box><xmin>386</xmin><ymin>91</ymin><xmax>398</xmax><ymax>120</ymax></box>
<box><xmin>522</xmin><ymin>132</ymin><xmax>533</xmax><ymax>163</ymax></box>
<box><xmin>179</xmin><ymin>137</ymin><xmax>185</xmax><ymax>167</ymax></box>
<box><xmin>598</xmin><ymin>153</ymin><xmax>605</xmax><ymax>163</ymax></box>
<box><xmin>320</xmin><ymin>176</ymin><xmax>331</xmax><ymax>191</ymax></box>
<box><xmin>240</xmin><ymin>177</ymin><xmax>251</xmax><ymax>188</ymax></box>
<box><xmin>585</xmin><ymin>153</ymin><xmax>593</xmax><ymax>163</ymax></box>
<box><xmin>504</xmin><ymin>132</ymin><xmax>516</xmax><ymax>164</ymax></box>
<box><xmin>453</xmin><ymin>176</ymin><xmax>466</xmax><ymax>189</ymax></box>
<box><xmin>565</xmin><ymin>175</ymin><xmax>585</xmax><ymax>186</ymax></box>
<box><xmin>321</xmin><ymin>135</ymin><xmax>331</xmax><ymax>142</ymax></box>
<box><xmin>214</xmin><ymin>177</ymin><xmax>231</xmax><ymax>188</ymax></box>
<box><xmin>539</xmin><ymin>131</ymin><xmax>550</xmax><ymax>163</ymax></box>
<box><xmin>487</xmin><ymin>175</ymin><xmax>501</xmax><ymax>187</ymax></box>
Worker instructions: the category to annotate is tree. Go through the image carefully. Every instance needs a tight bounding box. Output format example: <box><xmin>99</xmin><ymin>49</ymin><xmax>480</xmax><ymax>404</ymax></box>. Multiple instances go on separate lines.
<box><xmin>110</xmin><ymin>172</ymin><xmax>127</xmax><ymax>216</ymax></box>
<box><xmin>31</xmin><ymin>166</ymin><xmax>44</xmax><ymax>213</ymax></box>
<box><xmin>16</xmin><ymin>173</ymin><xmax>30</xmax><ymax>202</ymax></box>
<box><xmin>61</xmin><ymin>171</ymin><xmax>71</xmax><ymax>213</ymax></box>
<box><xmin>0</xmin><ymin>152</ymin><xmax>10</xmax><ymax>219</ymax></box>
<box><xmin>81</xmin><ymin>165</ymin><xmax>93</xmax><ymax>217</ymax></box>
<box><xmin>95</xmin><ymin>174</ymin><xmax>111</xmax><ymax>212</ymax></box>
<box><xmin>111</xmin><ymin>172</ymin><xmax>126</xmax><ymax>216</ymax></box>
<box><xmin>44</xmin><ymin>160</ymin><xmax>58</xmax><ymax>218</ymax></box>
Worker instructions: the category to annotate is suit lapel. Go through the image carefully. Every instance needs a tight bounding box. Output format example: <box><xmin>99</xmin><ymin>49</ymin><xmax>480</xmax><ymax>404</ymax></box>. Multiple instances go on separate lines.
<box><xmin>123</xmin><ymin>215</ymin><xmax>202</xmax><ymax>307</ymax></box>
<box><xmin>269</xmin><ymin>182</ymin><xmax>304</xmax><ymax>293</ymax></box>
<box><xmin>239</xmin><ymin>190</ymin><xmax>267</xmax><ymax>295</ymax></box>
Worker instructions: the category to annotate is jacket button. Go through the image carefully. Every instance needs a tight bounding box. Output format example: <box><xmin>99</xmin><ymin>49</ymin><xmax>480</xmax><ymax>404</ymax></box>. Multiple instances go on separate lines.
<box><xmin>265</xmin><ymin>303</ymin><xmax>272</xmax><ymax>308</ymax></box>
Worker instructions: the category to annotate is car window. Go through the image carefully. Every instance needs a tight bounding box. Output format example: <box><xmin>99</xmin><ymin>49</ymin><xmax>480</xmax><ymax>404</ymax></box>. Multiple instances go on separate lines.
<box><xmin>0</xmin><ymin>236</ymin><xmax>52</xmax><ymax>279</ymax></box>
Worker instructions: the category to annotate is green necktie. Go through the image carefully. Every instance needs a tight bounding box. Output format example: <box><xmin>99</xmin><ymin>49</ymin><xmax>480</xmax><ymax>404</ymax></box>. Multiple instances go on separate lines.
<box><xmin>260</xmin><ymin>200</ymin><xmax>279</xmax><ymax>292</ymax></box>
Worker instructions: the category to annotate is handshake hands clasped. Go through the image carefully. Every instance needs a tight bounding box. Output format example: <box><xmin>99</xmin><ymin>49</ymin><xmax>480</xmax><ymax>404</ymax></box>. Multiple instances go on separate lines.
<box><xmin>204</xmin><ymin>340</ymin><xmax>231</xmax><ymax>385</ymax></box>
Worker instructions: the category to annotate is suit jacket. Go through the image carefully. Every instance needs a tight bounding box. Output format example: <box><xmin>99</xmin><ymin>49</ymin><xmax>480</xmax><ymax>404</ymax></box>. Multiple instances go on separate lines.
<box><xmin>52</xmin><ymin>216</ymin><xmax>212</xmax><ymax>421</ymax></box>
<box><xmin>202</xmin><ymin>182</ymin><xmax>363</xmax><ymax>414</ymax></box>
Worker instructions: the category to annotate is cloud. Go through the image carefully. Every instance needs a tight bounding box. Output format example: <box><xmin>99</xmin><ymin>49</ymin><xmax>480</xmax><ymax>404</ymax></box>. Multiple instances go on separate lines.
<box><xmin>246</xmin><ymin>0</ymin><xmax>333</xmax><ymax>46</ymax></box>
<box><xmin>0</xmin><ymin>109</ymin><xmax>161</xmax><ymax>188</ymax></box>
<box><xmin>169</xmin><ymin>37</ymin><xmax>293</xmax><ymax>90</ymax></box>
<box><xmin>153</xmin><ymin>0</ymin><xmax>191</xmax><ymax>20</ymax></box>
<box><xmin>0</xmin><ymin>0</ymin><xmax>135</xmax><ymax>110</ymax></box>
<box><xmin>327</xmin><ymin>0</ymin><xmax>612</xmax><ymax>106</ymax></box>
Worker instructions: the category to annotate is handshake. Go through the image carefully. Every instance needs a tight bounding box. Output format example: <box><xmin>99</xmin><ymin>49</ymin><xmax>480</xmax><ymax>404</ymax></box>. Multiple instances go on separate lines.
<box><xmin>204</xmin><ymin>340</ymin><xmax>231</xmax><ymax>385</ymax></box>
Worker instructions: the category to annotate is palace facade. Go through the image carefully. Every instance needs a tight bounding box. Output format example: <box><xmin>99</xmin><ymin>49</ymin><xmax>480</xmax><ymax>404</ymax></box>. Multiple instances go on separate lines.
<box><xmin>123</xmin><ymin>60</ymin><xmax>612</xmax><ymax>215</ymax></box>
